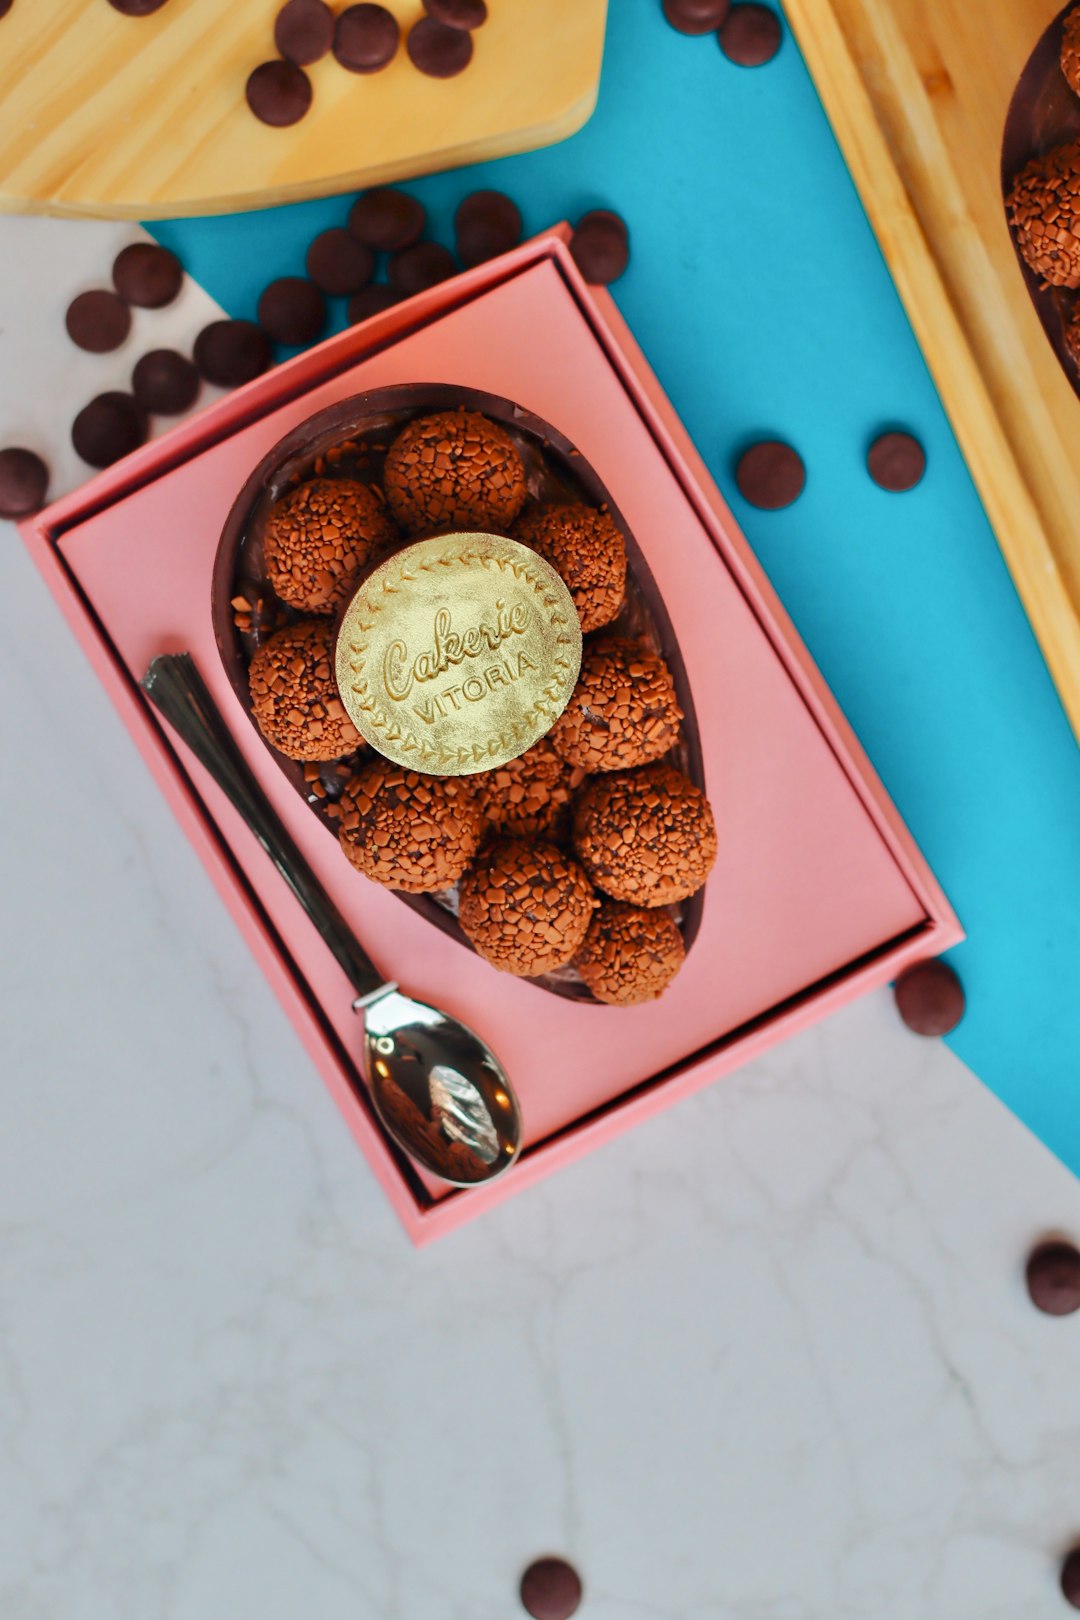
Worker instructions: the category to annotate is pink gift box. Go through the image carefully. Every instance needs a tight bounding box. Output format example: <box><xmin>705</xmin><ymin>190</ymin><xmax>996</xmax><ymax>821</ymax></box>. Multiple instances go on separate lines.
<box><xmin>21</xmin><ymin>229</ymin><xmax>962</xmax><ymax>1245</ymax></box>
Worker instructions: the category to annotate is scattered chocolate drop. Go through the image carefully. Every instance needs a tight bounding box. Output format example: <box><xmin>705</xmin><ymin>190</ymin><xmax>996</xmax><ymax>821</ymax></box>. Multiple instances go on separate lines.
<box><xmin>0</xmin><ymin>447</ymin><xmax>48</xmax><ymax>517</ymax></box>
<box><xmin>719</xmin><ymin>3</ymin><xmax>782</xmax><ymax>65</ymax></box>
<box><xmin>389</xmin><ymin>240</ymin><xmax>458</xmax><ymax>295</ymax></box>
<box><xmin>131</xmin><ymin>349</ymin><xmax>200</xmax><ymax>415</ymax></box>
<box><xmin>734</xmin><ymin>439</ymin><xmax>805</xmax><ymax>509</ymax></box>
<box><xmin>257</xmin><ymin>277</ymin><xmax>325</xmax><ymax>346</ymax></box>
<box><xmin>349</xmin><ymin>187</ymin><xmax>426</xmax><ymax>251</ymax></box>
<box><xmin>275</xmin><ymin>0</ymin><xmax>334</xmax><ymax>64</ymax></box>
<box><xmin>112</xmin><ymin>242</ymin><xmax>183</xmax><ymax>308</ymax></box>
<box><xmin>454</xmin><ymin>189</ymin><xmax>523</xmax><ymax>267</ymax></box>
<box><xmin>1062</xmin><ymin>1548</ymin><xmax>1080</xmax><ymax>1609</ymax></box>
<box><xmin>246</xmin><ymin>59</ymin><xmax>312</xmax><ymax>126</ymax></box>
<box><xmin>569</xmin><ymin>208</ymin><xmax>630</xmax><ymax>284</ymax></box>
<box><xmin>407</xmin><ymin>15</ymin><xmax>473</xmax><ymax>76</ymax></box>
<box><xmin>424</xmin><ymin>0</ymin><xmax>487</xmax><ymax>27</ymax></box>
<box><xmin>193</xmin><ymin>320</ymin><xmax>272</xmax><ymax>387</ymax></box>
<box><xmin>107</xmin><ymin>0</ymin><xmax>170</xmax><ymax>13</ymax></box>
<box><xmin>306</xmin><ymin>227</ymin><xmax>375</xmax><ymax>296</ymax></box>
<box><xmin>867</xmin><ymin>430</ymin><xmax>926</xmax><ymax>492</ymax></box>
<box><xmin>893</xmin><ymin>958</ymin><xmax>965</xmax><ymax>1036</ymax></box>
<box><xmin>1026</xmin><ymin>1242</ymin><xmax>1080</xmax><ymax>1316</ymax></box>
<box><xmin>347</xmin><ymin>283</ymin><xmax>400</xmax><ymax>322</ymax></box>
<box><xmin>519</xmin><ymin>1558</ymin><xmax>583</xmax><ymax>1620</ymax></box>
<box><xmin>65</xmin><ymin>289</ymin><xmax>131</xmax><ymax>354</ymax></box>
<box><xmin>333</xmin><ymin>3</ymin><xmax>399</xmax><ymax>71</ymax></box>
<box><xmin>663</xmin><ymin>0</ymin><xmax>731</xmax><ymax>33</ymax></box>
<box><xmin>71</xmin><ymin>391</ymin><xmax>147</xmax><ymax>469</ymax></box>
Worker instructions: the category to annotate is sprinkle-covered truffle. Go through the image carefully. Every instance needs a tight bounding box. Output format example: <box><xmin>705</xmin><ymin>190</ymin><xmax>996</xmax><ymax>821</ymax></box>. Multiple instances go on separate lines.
<box><xmin>458</xmin><ymin>838</ymin><xmax>598</xmax><ymax>975</ymax></box>
<box><xmin>512</xmin><ymin>502</ymin><xmax>626</xmax><ymax>633</ymax></box>
<box><xmin>338</xmin><ymin>757</ymin><xmax>482</xmax><ymax>892</ymax></box>
<box><xmin>263</xmin><ymin>476</ymin><xmax>396</xmax><ymax>614</ymax></box>
<box><xmin>471</xmin><ymin>737</ymin><xmax>585</xmax><ymax>839</ymax></box>
<box><xmin>574</xmin><ymin>762</ymin><xmax>717</xmax><ymax>906</ymax></box>
<box><xmin>383</xmin><ymin>410</ymin><xmax>527</xmax><ymax>535</ymax></box>
<box><xmin>575</xmin><ymin>900</ymin><xmax>686</xmax><ymax>1005</ymax></box>
<box><xmin>1006</xmin><ymin>141</ymin><xmax>1080</xmax><ymax>287</ymax></box>
<box><xmin>249</xmin><ymin>619</ymin><xmax>362</xmax><ymax>761</ymax></box>
<box><xmin>550</xmin><ymin>636</ymin><xmax>682</xmax><ymax>772</ymax></box>
<box><xmin>1063</xmin><ymin>5</ymin><xmax>1080</xmax><ymax>97</ymax></box>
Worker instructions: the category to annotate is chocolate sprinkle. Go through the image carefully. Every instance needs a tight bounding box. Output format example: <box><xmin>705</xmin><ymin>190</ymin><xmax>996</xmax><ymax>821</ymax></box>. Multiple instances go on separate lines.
<box><xmin>333</xmin><ymin>3</ymin><xmax>399</xmax><ymax>72</ymax></box>
<box><xmin>275</xmin><ymin>0</ymin><xmax>334</xmax><ymax>64</ymax></box>
<box><xmin>245</xmin><ymin>59</ymin><xmax>312</xmax><ymax>126</ymax></box>
<box><xmin>388</xmin><ymin>240</ymin><xmax>458</xmax><ymax>295</ymax></box>
<box><xmin>569</xmin><ymin>209</ymin><xmax>630</xmax><ymax>284</ymax></box>
<box><xmin>112</xmin><ymin>242</ymin><xmax>183</xmax><ymax>308</ymax></box>
<box><xmin>132</xmin><ymin>349</ymin><xmax>200</xmax><ymax>415</ymax></box>
<box><xmin>424</xmin><ymin>0</ymin><xmax>487</xmax><ymax>27</ymax></box>
<box><xmin>107</xmin><ymin>0</ymin><xmax>170</xmax><ymax>13</ymax></box>
<box><xmin>867</xmin><ymin>430</ymin><xmax>926</xmax><ymax>492</ymax></box>
<box><xmin>349</xmin><ymin>188</ymin><xmax>426</xmax><ymax>251</ymax></box>
<box><xmin>306</xmin><ymin>227</ymin><xmax>375</xmax><ymax>296</ymax></box>
<box><xmin>407</xmin><ymin>16</ymin><xmax>473</xmax><ymax>76</ymax></box>
<box><xmin>347</xmin><ymin>284</ymin><xmax>400</xmax><ymax>323</ymax></box>
<box><xmin>65</xmin><ymin>289</ymin><xmax>131</xmax><ymax>354</ymax></box>
<box><xmin>193</xmin><ymin>320</ymin><xmax>272</xmax><ymax>387</ymax></box>
<box><xmin>719</xmin><ymin>3</ymin><xmax>782</xmax><ymax>65</ymax></box>
<box><xmin>257</xmin><ymin>277</ymin><xmax>325</xmax><ymax>346</ymax></box>
<box><xmin>71</xmin><ymin>391</ymin><xmax>147</xmax><ymax>468</ymax></box>
<box><xmin>1025</xmin><ymin>1241</ymin><xmax>1080</xmax><ymax>1316</ymax></box>
<box><xmin>734</xmin><ymin>439</ymin><xmax>805</xmax><ymax>508</ymax></box>
<box><xmin>663</xmin><ymin>0</ymin><xmax>731</xmax><ymax>33</ymax></box>
<box><xmin>0</xmin><ymin>447</ymin><xmax>48</xmax><ymax>518</ymax></box>
<box><xmin>893</xmin><ymin>959</ymin><xmax>965</xmax><ymax>1036</ymax></box>
<box><xmin>519</xmin><ymin>1558</ymin><xmax>583</xmax><ymax>1620</ymax></box>
<box><xmin>454</xmin><ymin>189</ymin><xmax>523</xmax><ymax>267</ymax></box>
<box><xmin>1062</xmin><ymin>1548</ymin><xmax>1080</xmax><ymax>1609</ymax></box>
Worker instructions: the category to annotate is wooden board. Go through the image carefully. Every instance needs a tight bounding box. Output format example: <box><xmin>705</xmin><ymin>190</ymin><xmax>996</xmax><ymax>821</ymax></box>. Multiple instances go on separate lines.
<box><xmin>784</xmin><ymin>0</ymin><xmax>1080</xmax><ymax>741</ymax></box>
<box><xmin>0</xmin><ymin>0</ymin><xmax>606</xmax><ymax>220</ymax></box>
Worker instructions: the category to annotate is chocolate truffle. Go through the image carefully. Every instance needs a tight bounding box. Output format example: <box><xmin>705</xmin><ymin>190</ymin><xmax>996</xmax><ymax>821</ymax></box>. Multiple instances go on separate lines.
<box><xmin>1062</xmin><ymin>5</ymin><xmax>1080</xmax><ymax>97</ymax></box>
<box><xmin>1025</xmin><ymin>1240</ymin><xmax>1080</xmax><ymax>1316</ymax></box>
<box><xmin>248</xmin><ymin>619</ymin><xmax>362</xmax><ymax>761</ymax></box>
<box><xmin>574</xmin><ymin>762</ymin><xmax>717</xmax><ymax>906</ymax></box>
<box><xmin>383</xmin><ymin>409</ymin><xmax>527</xmax><ymax>534</ymax></box>
<box><xmin>263</xmin><ymin>476</ymin><xmax>396</xmax><ymax>614</ymax></box>
<box><xmin>551</xmin><ymin>637</ymin><xmax>681</xmax><ymax>772</ymax></box>
<box><xmin>1007</xmin><ymin>141</ymin><xmax>1080</xmax><ymax>287</ymax></box>
<box><xmin>338</xmin><ymin>758</ymin><xmax>483</xmax><ymax>892</ymax></box>
<box><xmin>458</xmin><ymin>838</ymin><xmax>598</xmax><ymax>976</ymax></box>
<box><xmin>512</xmin><ymin>502</ymin><xmax>626</xmax><ymax>633</ymax></box>
<box><xmin>575</xmin><ymin>900</ymin><xmax>686</xmax><ymax>1006</ymax></box>
<box><xmin>472</xmin><ymin>737</ymin><xmax>583</xmax><ymax>839</ymax></box>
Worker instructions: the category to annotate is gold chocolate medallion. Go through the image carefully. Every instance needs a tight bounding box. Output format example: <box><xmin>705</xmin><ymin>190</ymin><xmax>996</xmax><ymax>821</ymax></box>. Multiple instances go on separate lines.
<box><xmin>335</xmin><ymin>532</ymin><xmax>583</xmax><ymax>775</ymax></box>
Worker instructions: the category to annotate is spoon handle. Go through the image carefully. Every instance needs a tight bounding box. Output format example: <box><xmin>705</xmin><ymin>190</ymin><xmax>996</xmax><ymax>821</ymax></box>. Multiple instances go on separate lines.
<box><xmin>140</xmin><ymin>652</ymin><xmax>387</xmax><ymax>1003</ymax></box>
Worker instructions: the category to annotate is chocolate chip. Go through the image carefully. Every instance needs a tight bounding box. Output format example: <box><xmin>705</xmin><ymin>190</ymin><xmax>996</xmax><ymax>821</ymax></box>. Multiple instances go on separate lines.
<box><xmin>867</xmin><ymin>430</ymin><xmax>926</xmax><ymax>492</ymax></box>
<box><xmin>245</xmin><ymin>59</ymin><xmax>312</xmax><ymax>126</ymax></box>
<box><xmin>71</xmin><ymin>392</ymin><xmax>147</xmax><ymax>468</ymax></box>
<box><xmin>112</xmin><ymin>242</ymin><xmax>183</xmax><ymax>308</ymax></box>
<box><xmin>65</xmin><ymin>289</ymin><xmax>131</xmax><ymax>353</ymax></box>
<box><xmin>0</xmin><ymin>448</ymin><xmax>48</xmax><ymax>517</ymax></box>
<box><xmin>569</xmin><ymin>208</ymin><xmax>630</xmax><ymax>284</ymax></box>
<box><xmin>275</xmin><ymin>0</ymin><xmax>334</xmax><ymax>63</ymax></box>
<box><xmin>132</xmin><ymin>349</ymin><xmax>200</xmax><ymax>415</ymax></box>
<box><xmin>454</xmin><ymin>189</ymin><xmax>523</xmax><ymax>267</ymax></box>
<box><xmin>193</xmin><ymin>320</ymin><xmax>272</xmax><ymax>387</ymax></box>
<box><xmin>347</xmin><ymin>284</ymin><xmax>401</xmax><ymax>322</ymax></box>
<box><xmin>305</xmin><ymin>227</ymin><xmax>375</xmax><ymax>296</ymax></box>
<box><xmin>734</xmin><ymin>439</ymin><xmax>805</xmax><ymax>508</ymax></box>
<box><xmin>349</xmin><ymin>188</ymin><xmax>426</xmax><ymax>251</ymax></box>
<box><xmin>893</xmin><ymin>959</ymin><xmax>965</xmax><ymax>1036</ymax></box>
<box><xmin>407</xmin><ymin>16</ymin><xmax>473</xmax><ymax>76</ymax></box>
<box><xmin>663</xmin><ymin>0</ymin><xmax>730</xmax><ymax>33</ymax></box>
<box><xmin>719</xmin><ymin>3</ymin><xmax>782</xmax><ymax>64</ymax></box>
<box><xmin>519</xmin><ymin>1558</ymin><xmax>583</xmax><ymax>1620</ymax></box>
<box><xmin>423</xmin><ymin>0</ymin><xmax>487</xmax><ymax>27</ymax></box>
<box><xmin>389</xmin><ymin>241</ymin><xmax>457</xmax><ymax>295</ymax></box>
<box><xmin>257</xmin><ymin>277</ymin><xmax>325</xmax><ymax>346</ymax></box>
<box><xmin>333</xmin><ymin>3</ymin><xmax>399</xmax><ymax>71</ymax></box>
<box><xmin>1026</xmin><ymin>1242</ymin><xmax>1080</xmax><ymax>1316</ymax></box>
<box><xmin>1062</xmin><ymin>1548</ymin><xmax>1080</xmax><ymax>1609</ymax></box>
<box><xmin>107</xmin><ymin>0</ymin><xmax>170</xmax><ymax>13</ymax></box>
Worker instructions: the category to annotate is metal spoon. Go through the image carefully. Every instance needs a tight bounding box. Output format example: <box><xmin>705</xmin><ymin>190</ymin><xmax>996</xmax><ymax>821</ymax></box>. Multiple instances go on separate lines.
<box><xmin>140</xmin><ymin>653</ymin><xmax>522</xmax><ymax>1188</ymax></box>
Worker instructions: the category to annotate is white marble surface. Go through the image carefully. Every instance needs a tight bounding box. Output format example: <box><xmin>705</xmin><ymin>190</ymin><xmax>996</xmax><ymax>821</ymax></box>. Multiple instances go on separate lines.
<box><xmin>3</xmin><ymin>216</ymin><xmax>1080</xmax><ymax>1620</ymax></box>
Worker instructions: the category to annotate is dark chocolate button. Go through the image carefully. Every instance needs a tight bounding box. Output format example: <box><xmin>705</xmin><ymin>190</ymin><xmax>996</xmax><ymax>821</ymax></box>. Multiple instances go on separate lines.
<box><xmin>71</xmin><ymin>392</ymin><xmax>147</xmax><ymax>468</ymax></box>
<box><xmin>407</xmin><ymin>16</ymin><xmax>473</xmax><ymax>76</ymax></box>
<box><xmin>719</xmin><ymin>4</ymin><xmax>782</xmax><ymax>64</ymax></box>
<box><xmin>107</xmin><ymin>0</ymin><xmax>170</xmax><ymax>13</ymax></box>
<box><xmin>423</xmin><ymin>0</ymin><xmax>487</xmax><ymax>27</ymax></box>
<box><xmin>0</xmin><ymin>447</ymin><xmax>48</xmax><ymax>517</ymax></box>
<box><xmin>663</xmin><ymin>0</ymin><xmax>730</xmax><ymax>33</ymax></box>
<box><xmin>132</xmin><ymin>349</ymin><xmax>200</xmax><ymax>415</ymax></box>
<box><xmin>245</xmin><ymin>59</ymin><xmax>313</xmax><ymax>126</ymax></box>
<box><xmin>0</xmin><ymin>1</ymin><xmax>15</xmax><ymax>18</ymax></box>
<box><xmin>275</xmin><ymin>0</ymin><xmax>334</xmax><ymax>64</ymax></box>
<box><xmin>569</xmin><ymin>209</ymin><xmax>630</xmax><ymax>284</ymax></box>
<box><xmin>388</xmin><ymin>240</ymin><xmax>457</xmax><ymax>295</ymax></box>
<box><xmin>867</xmin><ymin>430</ymin><xmax>926</xmax><ymax>492</ymax></box>
<box><xmin>1062</xmin><ymin>1548</ymin><xmax>1080</xmax><ymax>1609</ymax></box>
<box><xmin>349</xmin><ymin>188</ymin><xmax>426</xmax><ymax>251</ymax></box>
<box><xmin>257</xmin><ymin>276</ymin><xmax>325</xmax><ymax>346</ymax></box>
<box><xmin>65</xmin><ymin>289</ymin><xmax>131</xmax><ymax>353</ymax></box>
<box><xmin>454</xmin><ymin>189</ymin><xmax>523</xmax><ymax>267</ymax></box>
<box><xmin>193</xmin><ymin>320</ymin><xmax>272</xmax><ymax>387</ymax></box>
<box><xmin>112</xmin><ymin>242</ymin><xmax>183</xmax><ymax>308</ymax></box>
<box><xmin>735</xmin><ymin>439</ymin><xmax>805</xmax><ymax>509</ymax></box>
<box><xmin>893</xmin><ymin>959</ymin><xmax>965</xmax><ymax>1036</ymax></box>
<box><xmin>305</xmin><ymin>227</ymin><xmax>375</xmax><ymax>296</ymax></box>
<box><xmin>1026</xmin><ymin>1242</ymin><xmax>1080</xmax><ymax>1316</ymax></box>
<box><xmin>347</xmin><ymin>284</ymin><xmax>400</xmax><ymax>322</ymax></box>
<box><xmin>519</xmin><ymin>1558</ymin><xmax>583</xmax><ymax>1620</ymax></box>
<box><xmin>333</xmin><ymin>3</ymin><xmax>399</xmax><ymax>71</ymax></box>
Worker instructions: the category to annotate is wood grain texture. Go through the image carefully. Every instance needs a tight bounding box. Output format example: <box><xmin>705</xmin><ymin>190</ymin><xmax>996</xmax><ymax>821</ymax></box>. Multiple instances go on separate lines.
<box><xmin>0</xmin><ymin>0</ymin><xmax>606</xmax><ymax>220</ymax></box>
<box><xmin>784</xmin><ymin>0</ymin><xmax>1080</xmax><ymax>740</ymax></box>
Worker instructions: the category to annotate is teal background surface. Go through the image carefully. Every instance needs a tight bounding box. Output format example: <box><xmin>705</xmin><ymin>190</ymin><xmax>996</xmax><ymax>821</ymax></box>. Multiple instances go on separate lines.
<box><xmin>151</xmin><ymin>0</ymin><xmax>1080</xmax><ymax>1172</ymax></box>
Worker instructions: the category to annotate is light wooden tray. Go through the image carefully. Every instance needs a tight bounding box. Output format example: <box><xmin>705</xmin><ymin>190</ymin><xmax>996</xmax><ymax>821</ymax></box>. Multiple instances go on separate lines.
<box><xmin>785</xmin><ymin>0</ymin><xmax>1080</xmax><ymax>740</ymax></box>
<box><xmin>0</xmin><ymin>0</ymin><xmax>606</xmax><ymax>220</ymax></box>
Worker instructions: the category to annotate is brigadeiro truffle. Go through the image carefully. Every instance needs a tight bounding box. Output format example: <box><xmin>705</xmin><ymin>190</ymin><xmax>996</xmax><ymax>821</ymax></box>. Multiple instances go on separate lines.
<box><xmin>248</xmin><ymin>619</ymin><xmax>363</xmax><ymax>761</ymax></box>
<box><xmin>575</xmin><ymin>900</ymin><xmax>686</xmax><ymax>1006</ymax></box>
<box><xmin>1062</xmin><ymin>5</ymin><xmax>1080</xmax><ymax>97</ymax></box>
<box><xmin>338</xmin><ymin>757</ymin><xmax>483</xmax><ymax>893</ymax></box>
<box><xmin>512</xmin><ymin>502</ymin><xmax>626</xmax><ymax>633</ymax></box>
<box><xmin>1006</xmin><ymin>141</ymin><xmax>1080</xmax><ymax>287</ymax></box>
<box><xmin>551</xmin><ymin>636</ymin><xmax>681</xmax><ymax>772</ymax></box>
<box><xmin>459</xmin><ymin>838</ymin><xmax>598</xmax><ymax>976</ymax></box>
<box><xmin>263</xmin><ymin>476</ymin><xmax>396</xmax><ymax>614</ymax></box>
<box><xmin>574</xmin><ymin>762</ymin><xmax>717</xmax><ymax>906</ymax></box>
<box><xmin>472</xmin><ymin>737</ymin><xmax>584</xmax><ymax>839</ymax></box>
<box><xmin>383</xmin><ymin>409</ymin><xmax>527</xmax><ymax>534</ymax></box>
